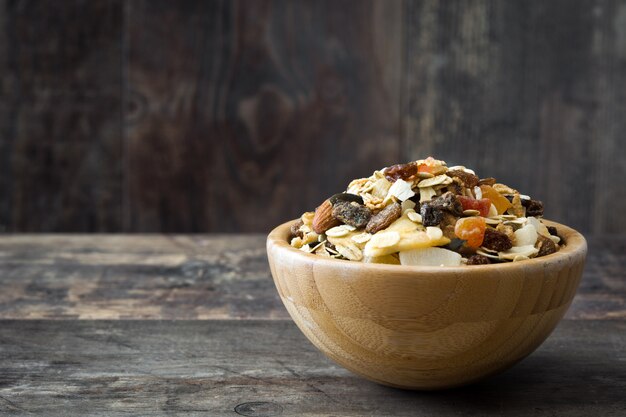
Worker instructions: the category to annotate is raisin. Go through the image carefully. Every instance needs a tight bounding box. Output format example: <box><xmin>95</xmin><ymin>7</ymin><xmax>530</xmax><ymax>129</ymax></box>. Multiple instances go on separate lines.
<box><xmin>366</xmin><ymin>203</ymin><xmax>402</xmax><ymax>233</ymax></box>
<box><xmin>409</xmin><ymin>193</ymin><xmax>421</xmax><ymax>204</ymax></box>
<box><xmin>420</xmin><ymin>203</ymin><xmax>444</xmax><ymax>227</ymax></box>
<box><xmin>430</xmin><ymin>192</ymin><xmax>464</xmax><ymax>216</ymax></box>
<box><xmin>466</xmin><ymin>254</ymin><xmax>491</xmax><ymax>265</ymax></box>
<box><xmin>383</xmin><ymin>162</ymin><xmax>418</xmax><ymax>183</ymax></box>
<box><xmin>547</xmin><ymin>226</ymin><xmax>558</xmax><ymax>236</ymax></box>
<box><xmin>329</xmin><ymin>193</ymin><xmax>364</xmax><ymax>206</ymax></box>
<box><xmin>290</xmin><ymin>219</ymin><xmax>304</xmax><ymax>239</ymax></box>
<box><xmin>536</xmin><ymin>235</ymin><xmax>557</xmax><ymax>257</ymax></box>
<box><xmin>522</xmin><ymin>199</ymin><xmax>544</xmax><ymax>216</ymax></box>
<box><xmin>482</xmin><ymin>228</ymin><xmax>513</xmax><ymax>252</ymax></box>
<box><xmin>447</xmin><ymin>170</ymin><xmax>479</xmax><ymax>188</ymax></box>
<box><xmin>332</xmin><ymin>201</ymin><xmax>372</xmax><ymax>229</ymax></box>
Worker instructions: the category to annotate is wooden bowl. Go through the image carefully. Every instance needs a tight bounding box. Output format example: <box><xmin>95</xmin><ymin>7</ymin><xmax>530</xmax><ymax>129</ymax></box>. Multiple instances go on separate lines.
<box><xmin>267</xmin><ymin>219</ymin><xmax>587</xmax><ymax>390</ymax></box>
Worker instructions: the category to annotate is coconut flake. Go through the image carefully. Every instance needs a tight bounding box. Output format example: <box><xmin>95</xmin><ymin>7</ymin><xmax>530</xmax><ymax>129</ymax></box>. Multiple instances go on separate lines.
<box><xmin>387</xmin><ymin>179</ymin><xmax>415</xmax><ymax>202</ymax></box>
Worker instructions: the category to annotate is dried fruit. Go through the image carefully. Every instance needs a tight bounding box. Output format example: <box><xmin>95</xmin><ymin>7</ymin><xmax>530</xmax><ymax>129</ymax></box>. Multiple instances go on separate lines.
<box><xmin>290</xmin><ymin>219</ymin><xmax>304</xmax><ymax>239</ymax></box>
<box><xmin>399</xmin><ymin>247</ymin><xmax>462</xmax><ymax>267</ymax></box>
<box><xmin>387</xmin><ymin>179</ymin><xmax>416</xmax><ymax>201</ymax></box>
<box><xmin>466</xmin><ymin>254</ymin><xmax>491</xmax><ymax>265</ymax></box>
<box><xmin>369</xmin><ymin>231</ymin><xmax>401</xmax><ymax>248</ymax></box>
<box><xmin>312</xmin><ymin>200</ymin><xmax>340</xmax><ymax>234</ymax></box>
<box><xmin>384</xmin><ymin>162</ymin><xmax>418</xmax><ymax>183</ymax></box>
<box><xmin>480</xmin><ymin>185</ymin><xmax>512</xmax><ymax>215</ymax></box>
<box><xmin>482</xmin><ymin>228</ymin><xmax>513</xmax><ymax>252</ymax></box>
<box><xmin>329</xmin><ymin>193</ymin><xmax>364</xmax><ymax>205</ymax></box>
<box><xmin>536</xmin><ymin>234</ymin><xmax>558</xmax><ymax>257</ymax></box>
<box><xmin>454</xmin><ymin>217</ymin><xmax>486</xmax><ymax>248</ymax></box>
<box><xmin>366</xmin><ymin>202</ymin><xmax>402</xmax><ymax>234</ymax></box>
<box><xmin>458</xmin><ymin>196</ymin><xmax>491</xmax><ymax>217</ymax></box>
<box><xmin>332</xmin><ymin>201</ymin><xmax>372</xmax><ymax>229</ymax></box>
<box><xmin>514</xmin><ymin>224</ymin><xmax>539</xmax><ymax>247</ymax></box>
<box><xmin>420</xmin><ymin>203</ymin><xmax>443</xmax><ymax>227</ymax></box>
<box><xmin>292</xmin><ymin>156</ymin><xmax>558</xmax><ymax>265</ymax></box>
<box><xmin>447</xmin><ymin>169</ymin><xmax>479</xmax><ymax>188</ymax></box>
<box><xmin>430</xmin><ymin>192</ymin><xmax>464</xmax><ymax>216</ymax></box>
<box><xmin>523</xmin><ymin>199</ymin><xmax>544</xmax><ymax>217</ymax></box>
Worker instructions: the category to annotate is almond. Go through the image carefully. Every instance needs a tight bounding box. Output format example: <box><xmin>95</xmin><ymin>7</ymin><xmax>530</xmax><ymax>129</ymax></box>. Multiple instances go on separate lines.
<box><xmin>312</xmin><ymin>199</ymin><xmax>340</xmax><ymax>234</ymax></box>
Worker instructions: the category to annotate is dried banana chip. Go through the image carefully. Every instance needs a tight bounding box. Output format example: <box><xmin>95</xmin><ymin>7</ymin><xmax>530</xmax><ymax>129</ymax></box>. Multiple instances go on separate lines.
<box><xmin>369</xmin><ymin>231</ymin><xmax>401</xmax><ymax>248</ymax></box>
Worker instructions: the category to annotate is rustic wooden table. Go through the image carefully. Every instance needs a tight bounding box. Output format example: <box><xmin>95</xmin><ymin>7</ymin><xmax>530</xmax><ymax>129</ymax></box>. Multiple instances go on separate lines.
<box><xmin>0</xmin><ymin>235</ymin><xmax>624</xmax><ymax>416</ymax></box>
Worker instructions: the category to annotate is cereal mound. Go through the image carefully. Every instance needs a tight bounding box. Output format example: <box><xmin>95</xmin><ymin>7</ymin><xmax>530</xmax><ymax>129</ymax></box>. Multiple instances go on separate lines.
<box><xmin>289</xmin><ymin>157</ymin><xmax>560</xmax><ymax>266</ymax></box>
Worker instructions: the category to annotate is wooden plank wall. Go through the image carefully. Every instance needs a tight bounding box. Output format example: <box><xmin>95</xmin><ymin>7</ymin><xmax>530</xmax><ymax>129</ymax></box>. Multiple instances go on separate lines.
<box><xmin>0</xmin><ymin>0</ymin><xmax>624</xmax><ymax>234</ymax></box>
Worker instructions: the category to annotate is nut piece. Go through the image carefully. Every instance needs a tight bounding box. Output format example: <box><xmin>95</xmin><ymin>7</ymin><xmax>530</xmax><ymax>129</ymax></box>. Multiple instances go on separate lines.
<box><xmin>447</xmin><ymin>169</ymin><xmax>479</xmax><ymax>188</ymax></box>
<box><xmin>332</xmin><ymin>201</ymin><xmax>372</xmax><ymax>229</ymax></box>
<box><xmin>482</xmin><ymin>228</ymin><xmax>513</xmax><ymax>252</ymax></box>
<box><xmin>312</xmin><ymin>200</ymin><xmax>340</xmax><ymax>234</ymax></box>
<box><xmin>366</xmin><ymin>202</ymin><xmax>402</xmax><ymax>234</ymax></box>
<box><xmin>466</xmin><ymin>254</ymin><xmax>491</xmax><ymax>265</ymax></box>
<box><xmin>536</xmin><ymin>234</ymin><xmax>558</xmax><ymax>257</ymax></box>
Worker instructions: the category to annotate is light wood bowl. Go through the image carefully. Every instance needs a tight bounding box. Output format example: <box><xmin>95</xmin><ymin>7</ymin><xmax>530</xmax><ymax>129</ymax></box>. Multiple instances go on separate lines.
<box><xmin>267</xmin><ymin>219</ymin><xmax>587</xmax><ymax>390</ymax></box>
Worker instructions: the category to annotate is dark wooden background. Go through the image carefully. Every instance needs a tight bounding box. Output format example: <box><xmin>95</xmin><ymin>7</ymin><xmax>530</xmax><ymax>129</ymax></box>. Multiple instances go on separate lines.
<box><xmin>0</xmin><ymin>0</ymin><xmax>624</xmax><ymax>234</ymax></box>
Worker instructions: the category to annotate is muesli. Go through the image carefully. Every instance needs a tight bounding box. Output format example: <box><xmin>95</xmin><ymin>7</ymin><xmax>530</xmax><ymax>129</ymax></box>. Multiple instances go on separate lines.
<box><xmin>289</xmin><ymin>157</ymin><xmax>561</xmax><ymax>266</ymax></box>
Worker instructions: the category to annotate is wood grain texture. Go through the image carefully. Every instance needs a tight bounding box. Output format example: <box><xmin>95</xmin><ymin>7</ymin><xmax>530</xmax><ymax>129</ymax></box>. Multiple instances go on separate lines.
<box><xmin>402</xmin><ymin>0</ymin><xmax>626</xmax><ymax>235</ymax></box>
<box><xmin>0</xmin><ymin>319</ymin><xmax>624</xmax><ymax>416</ymax></box>
<box><xmin>268</xmin><ymin>220</ymin><xmax>587</xmax><ymax>389</ymax></box>
<box><xmin>0</xmin><ymin>0</ymin><xmax>123</xmax><ymax>232</ymax></box>
<box><xmin>124</xmin><ymin>0</ymin><xmax>402</xmax><ymax>233</ymax></box>
<box><xmin>0</xmin><ymin>234</ymin><xmax>622</xmax><ymax>320</ymax></box>
<box><xmin>1</xmin><ymin>1</ymin><xmax>625</xmax><ymax>234</ymax></box>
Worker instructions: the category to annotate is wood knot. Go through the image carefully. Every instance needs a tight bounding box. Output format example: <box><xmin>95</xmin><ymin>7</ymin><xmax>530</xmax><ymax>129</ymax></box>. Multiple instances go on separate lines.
<box><xmin>234</xmin><ymin>401</ymin><xmax>283</xmax><ymax>416</ymax></box>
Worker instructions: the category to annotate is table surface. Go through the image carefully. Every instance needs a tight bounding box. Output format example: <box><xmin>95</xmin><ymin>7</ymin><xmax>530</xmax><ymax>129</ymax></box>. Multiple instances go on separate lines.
<box><xmin>0</xmin><ymin>235</ymin><xmax>624</xmax><ymax>416</ymax></box>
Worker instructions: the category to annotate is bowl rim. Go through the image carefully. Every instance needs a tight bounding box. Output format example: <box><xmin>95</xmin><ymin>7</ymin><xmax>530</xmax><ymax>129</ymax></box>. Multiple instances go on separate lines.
<box><xmin>267</xmin><ymin>218</ymin><xmax>587</xmax><ymax>273</ymax></box>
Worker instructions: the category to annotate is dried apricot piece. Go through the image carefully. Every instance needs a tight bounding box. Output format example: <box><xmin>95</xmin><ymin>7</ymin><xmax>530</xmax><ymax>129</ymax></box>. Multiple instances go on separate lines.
<box><xmin>479</xmin><ymin>185</ymin><xmax>512</xmax><ymax>215</ymax></box>
<box><xmin>454</xmin><ymin>217</ymin><xmax>486</xmax><ymax>248</ymax></box>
